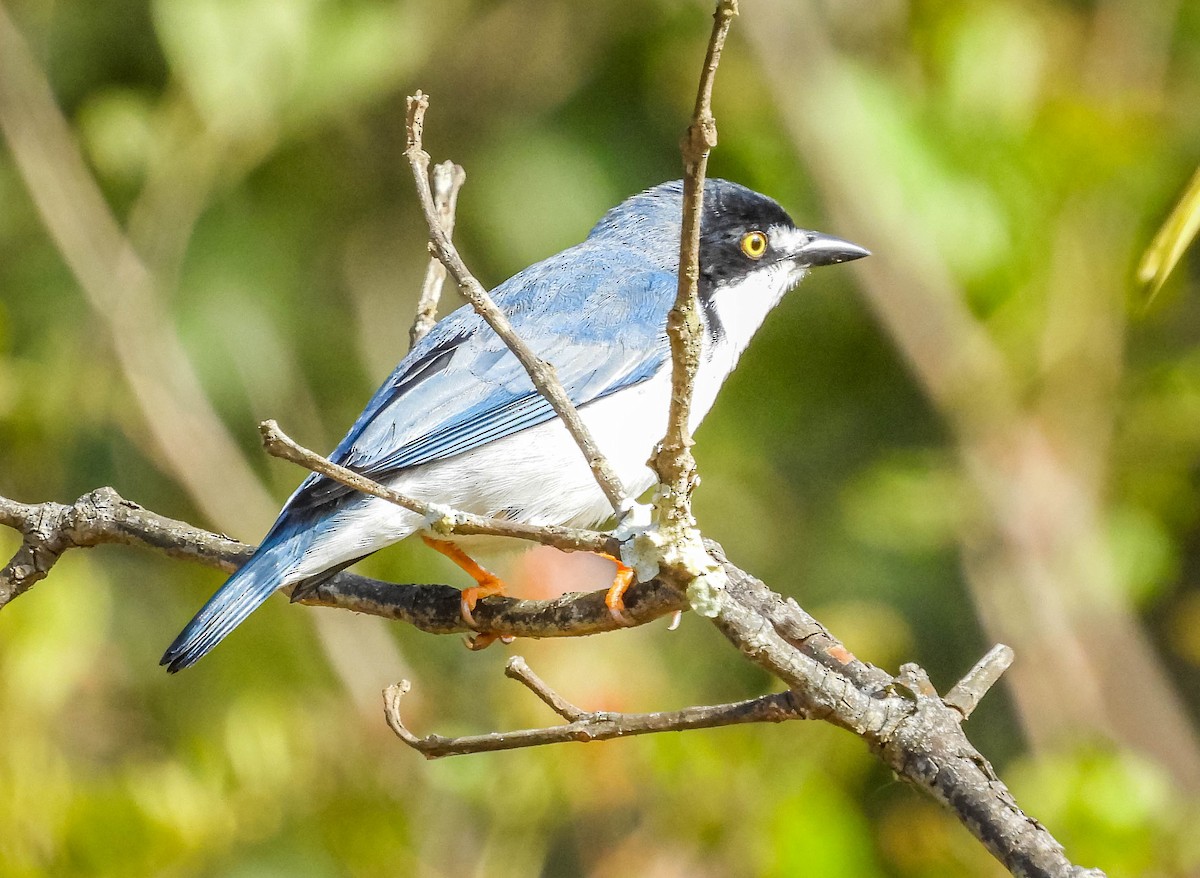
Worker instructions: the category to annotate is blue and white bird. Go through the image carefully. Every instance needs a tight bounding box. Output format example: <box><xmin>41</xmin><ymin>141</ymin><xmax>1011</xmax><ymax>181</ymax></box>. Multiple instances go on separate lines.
<box><xmin>161</xmin><ymin>179</ymin><xmax>867</xmax><ymax>672</ymax></box>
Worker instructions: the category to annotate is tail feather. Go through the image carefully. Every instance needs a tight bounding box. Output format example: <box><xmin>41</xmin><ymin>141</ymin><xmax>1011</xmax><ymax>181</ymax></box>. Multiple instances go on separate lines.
<box><xmin>161</xmin><ymin>541</ymin><xmax>299</xmax><ymax>673</ymax></box>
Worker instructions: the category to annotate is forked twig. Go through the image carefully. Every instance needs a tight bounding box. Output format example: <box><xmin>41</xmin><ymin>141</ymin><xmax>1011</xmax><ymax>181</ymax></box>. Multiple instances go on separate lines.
<box><xmin>410</xmin><ymin>160</ymin><xmax>467</xmax><ymax>346</ymax></box>
<box><xmin>384</xmin><ymin>655</ymin><xmax>803</xmax><ymax>758</ymax></box>
<box><xmin>403</xmin><ymin>92</ymin><xmax>629</xmax><ymax>512</ymax></box>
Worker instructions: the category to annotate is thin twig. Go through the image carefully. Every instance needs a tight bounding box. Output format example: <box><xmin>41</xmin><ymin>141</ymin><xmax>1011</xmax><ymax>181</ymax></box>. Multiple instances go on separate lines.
<box><xmin>410</xmin><ymin>160</ymin><xmax>467</xmax><ymax>346</ymax></box>
<box><xmin>944</xmin><ymin>643</ymin><xmax>1015</xmax><ymax>719</ymax></box>
<box><xmin>383</xmin><ymin>662</ymin><xmax>802</xmax><ymax>758</ymax></box>
<box><xmin>504</xmin><ymin>655</ymin><xmax>588</xmax><ymax>720</ymax></box>
<box><xmin>258</xmin><ymin>418</ymin><xmax>612</xmax><ymax>555</ymax></box>
<box><xmin>652</xmin><ymin>0</ymin><xmax>739</xmax><ymax>532</ymax></box>
<box><xmin>403</xmin><ymin>92</ymin><xmax>629</xmax><ymax>512</ymax></box>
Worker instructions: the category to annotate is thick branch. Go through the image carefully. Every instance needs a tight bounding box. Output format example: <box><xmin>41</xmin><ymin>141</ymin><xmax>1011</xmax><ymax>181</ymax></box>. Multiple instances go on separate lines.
<box><xmin>303</xmin><ymin>566</ymin><xmax>683</xmax><ymax>637</ymax></box>
<box><xmin>0</xmin><ymin>488</ymin><xmax>683</xmax><ymax>633</ymax></box>
<box><xmin>705</xmin><ymin>551</ymin><xmax>1103</xmax><ymax>878</ymax></box>
<box><xmin>403</xmin><ymin>92</ymin><xmax>629</xmax><ymax>511</ymax></box>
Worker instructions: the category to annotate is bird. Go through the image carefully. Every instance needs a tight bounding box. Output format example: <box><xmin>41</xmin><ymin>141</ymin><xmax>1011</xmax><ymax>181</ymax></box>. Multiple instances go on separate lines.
<box><xmin>161</xmin><ymin>178</ymin><xmax>868</xmax><ymax>672</ymax></box>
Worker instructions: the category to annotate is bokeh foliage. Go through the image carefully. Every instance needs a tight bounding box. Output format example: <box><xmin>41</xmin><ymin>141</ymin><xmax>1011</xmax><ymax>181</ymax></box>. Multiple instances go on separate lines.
<box><xmin>1</xmin><ymin>0</ymin><xmax>1199</xmax><ymax>875</ymax></box>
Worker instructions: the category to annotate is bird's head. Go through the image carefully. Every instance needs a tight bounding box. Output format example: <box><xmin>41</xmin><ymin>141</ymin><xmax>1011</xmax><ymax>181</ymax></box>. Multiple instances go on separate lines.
<box><xmin>588</xmin><ymin>180</ymin><xmax>867</xmax><ymax>348</ymax></box>
<box><xmin>589</xmin><ymin>178</ymin><xmax>868</xmax><ymax>296</ymax></box>
<box><xmin>694</xmin><ymin>179</ymin><xmax>868</xmax><ymax>294</ymax></box>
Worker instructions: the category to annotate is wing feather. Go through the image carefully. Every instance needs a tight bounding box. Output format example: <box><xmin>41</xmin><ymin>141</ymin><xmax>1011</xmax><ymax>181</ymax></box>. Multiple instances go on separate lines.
<box><xmin>281</xmin><ymin>259</ymin><xmax>673</xmax><ymax>518</ymax></box>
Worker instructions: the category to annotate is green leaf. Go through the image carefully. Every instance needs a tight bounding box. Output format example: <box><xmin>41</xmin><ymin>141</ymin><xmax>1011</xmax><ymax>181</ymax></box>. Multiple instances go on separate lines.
<box><xmin>1139</xmin><ymin>165</ymin><xmax>1200</xmax><ymax>301</ymax></box>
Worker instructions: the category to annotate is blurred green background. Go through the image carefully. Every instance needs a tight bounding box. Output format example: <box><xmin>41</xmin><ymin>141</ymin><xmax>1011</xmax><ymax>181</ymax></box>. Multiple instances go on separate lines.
<box><xmin>2</xmin><ymin>0</ymin><xmax>1199</xmax><ymax>875</ymax></box>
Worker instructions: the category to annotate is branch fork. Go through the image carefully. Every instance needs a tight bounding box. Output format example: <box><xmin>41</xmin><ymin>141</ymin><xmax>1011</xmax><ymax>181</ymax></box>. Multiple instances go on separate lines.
<box><xmin>384</xmin><ymin>655</ymin><xmax>804</xmax><ymax>758</ymax></box>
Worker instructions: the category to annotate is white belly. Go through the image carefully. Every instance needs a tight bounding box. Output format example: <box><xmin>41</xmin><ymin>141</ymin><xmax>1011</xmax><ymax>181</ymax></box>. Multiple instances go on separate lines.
<box><xmin>291</xmin><ymin>345</ymin><xmax>732</xmax><ymax>577</ymax></box>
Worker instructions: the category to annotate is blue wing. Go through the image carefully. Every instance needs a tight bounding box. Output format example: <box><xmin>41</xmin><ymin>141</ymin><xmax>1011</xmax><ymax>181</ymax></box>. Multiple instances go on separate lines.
<box><xmin>283</xmin><ymin>252</ymin><xmax>675</xmax><ymax>517</ymax></box>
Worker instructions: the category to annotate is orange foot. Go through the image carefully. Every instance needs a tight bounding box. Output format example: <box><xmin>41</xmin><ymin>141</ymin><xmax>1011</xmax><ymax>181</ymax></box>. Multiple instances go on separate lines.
<box><xmin>599</xmin><ymin>554</ymin><xmax>636</xmax><ymax>627</ymax></box>
<box><xmin>421</xmin><ymin>536</ymin><xmax>508</xmax><ymax>630</ymax></box>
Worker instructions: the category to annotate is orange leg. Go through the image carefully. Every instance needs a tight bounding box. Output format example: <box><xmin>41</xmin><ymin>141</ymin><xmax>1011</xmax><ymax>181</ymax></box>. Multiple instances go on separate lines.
<box><xmin>421</xmin><ymin>536</ymin><xmax>507</xmax><ymax>629</ymax></box>
<box><xmin>599</xmin><ymin>553</ymin><xmax>636</xmax><ymax>626</ymax></box>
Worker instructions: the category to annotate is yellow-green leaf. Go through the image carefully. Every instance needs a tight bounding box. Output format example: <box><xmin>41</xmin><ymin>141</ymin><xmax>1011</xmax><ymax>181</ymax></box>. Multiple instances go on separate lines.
<box><xmin>1139</xmin><ymin>166</ymin><xmax>1200</xmax><ymax>301</ymax></box>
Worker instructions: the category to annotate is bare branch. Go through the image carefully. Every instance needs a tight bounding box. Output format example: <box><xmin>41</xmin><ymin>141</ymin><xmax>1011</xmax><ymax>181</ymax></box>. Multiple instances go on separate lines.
<box><xmin>258</xmin><ymin>419</ymin><xmax>613</xmax><ymax>556</ymax></box>
<box><xmin>410</xmin><ymin>160</ymin><xmax>467</xmax><ymax>346</ymax></box>
<box><xmin>384</xmin><ymin>658</ymin><xmax>801</xmax><ymax>758</ymax></box>
<box><xmin>403</xmin><ymin>92</ymin><xmax>629</xmax><ymax>512</ymax></box>
<box><xmin>0</xmin><ymin>488</ymin><xmax>250</xmax><ymax>608</ymax></box>
<box><xmin>705</xmin><ymin>553</ymin><xmax>1103</xmax><ymax>878</ymax></box>
<box><xmin>301</xmin><ymin>568</ymin><xmax>683</xmax><ymax>637</ymax></box>
<box><xmin>944</xmin><ymin>643</ymin><xmax>1016</xmax><ymax>719</ymax></box>
<box><xmin>652</xmin><ymin>0</ymin><xmax>739</xmax><ymax>532</ymax></box>
<box><xmin>0</xmin><ymin>488</ymin><xmax>683</xmax><ymax>634</ymax></box>
<box><xmin>0</xmin><ymin>484</ymin><xmax>1102</xmax><ymax>873</ymax></box>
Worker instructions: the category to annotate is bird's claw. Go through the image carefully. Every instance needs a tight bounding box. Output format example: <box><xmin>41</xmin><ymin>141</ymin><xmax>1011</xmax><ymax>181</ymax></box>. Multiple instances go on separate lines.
<box><xmin>605</xmin><ymin>561</ymin><xmax>637</xmax><ymax>627</ymax></box>
<box><xmin>458</xmin><ymin>578</ymin><xmax>506</xmax><ymax>630</ymax></box>
<box><xmin>464</xmin><ymin>631</ymin><xmax>515</xmax><ymax>650</ymax></box>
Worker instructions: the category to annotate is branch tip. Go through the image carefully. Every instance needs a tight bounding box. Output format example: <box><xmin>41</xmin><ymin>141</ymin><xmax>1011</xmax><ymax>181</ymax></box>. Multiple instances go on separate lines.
<box><xmin>410</xmin><ymin>159</ymin><xmax>467</xmax><ymax>344</ymax></box>
<box><xmin>405</xmin><ymin>91</ymin><xmax>428</xmax><ymax>156</ymax></box>
<box><xmin>944</xmin><ymin>644</ymin><xmax>1015</xmax><ymax>719</ymax></box>
<box><xmin>382</xmin><ymin>680</ymin><xmax>423</xmax><ymax>748</ymax></box>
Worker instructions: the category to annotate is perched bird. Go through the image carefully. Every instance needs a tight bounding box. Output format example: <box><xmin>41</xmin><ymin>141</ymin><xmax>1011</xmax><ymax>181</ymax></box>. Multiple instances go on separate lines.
<box><xmin>161</xmin><ymin>179</ymin><xmax>867</xmax><ymax>672</ymax></box>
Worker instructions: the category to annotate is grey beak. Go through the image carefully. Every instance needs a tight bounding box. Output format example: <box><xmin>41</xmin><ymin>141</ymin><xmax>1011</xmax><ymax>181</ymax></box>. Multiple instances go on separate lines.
<box><xmin>796</xmin><ymin>232</ymin><xmax>870</xmax><ymax>267</ymax></box>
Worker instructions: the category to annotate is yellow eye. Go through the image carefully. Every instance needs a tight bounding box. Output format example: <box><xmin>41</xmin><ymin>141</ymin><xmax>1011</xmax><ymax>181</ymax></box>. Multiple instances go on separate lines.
<box><xmin>740</xmin><ymin>231</ymin><xmax>768</xmax><ymax>259</ymax></box>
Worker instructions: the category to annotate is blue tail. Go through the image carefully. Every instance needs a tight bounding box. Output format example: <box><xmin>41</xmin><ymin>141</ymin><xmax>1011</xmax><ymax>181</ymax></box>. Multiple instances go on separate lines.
<box><xmin>161</xmin><ymin>537</ymin><xmax>301</xmax><ymax>673</ymax></box>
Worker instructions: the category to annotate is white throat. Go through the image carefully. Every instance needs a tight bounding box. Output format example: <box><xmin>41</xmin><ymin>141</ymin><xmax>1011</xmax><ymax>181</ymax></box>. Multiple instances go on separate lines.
<box><xmin>705</xmin><ymin>261</ymin><xmax>802</xmax><ymax>359</ymax></box>
<box><xmin>689</xmin><ymin>260</ymin><xmax>804</xmax><ymax>432</ymax></box>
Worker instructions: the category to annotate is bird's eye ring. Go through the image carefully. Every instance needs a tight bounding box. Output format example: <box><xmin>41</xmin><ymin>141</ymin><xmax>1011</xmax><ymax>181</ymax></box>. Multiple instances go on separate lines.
<box><xmin>740</xmin><ymin>231</ymin><xmax>768</xmax><ymax>259</ymax></box>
